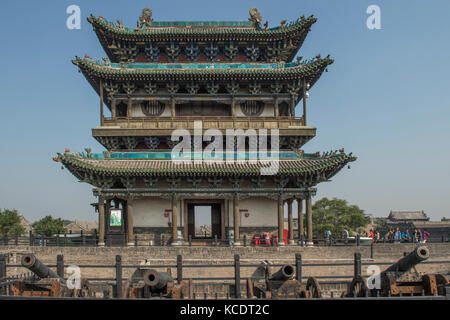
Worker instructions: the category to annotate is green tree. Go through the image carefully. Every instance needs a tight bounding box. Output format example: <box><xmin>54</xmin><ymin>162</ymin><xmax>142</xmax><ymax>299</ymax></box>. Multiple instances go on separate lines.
<box><xmin>312</xmin><ymin>198</ymin><xmax>370</xmax><ymax>238</ymax></box>
<box><xmin>0</xmin><ymin>209</ymin><xmax>25</xmax><ymax>237</ymax></box>
<box><xmin>32</xmin><ymin>216</ymin><xmax>67</xmax><ymax>237</ymax></box>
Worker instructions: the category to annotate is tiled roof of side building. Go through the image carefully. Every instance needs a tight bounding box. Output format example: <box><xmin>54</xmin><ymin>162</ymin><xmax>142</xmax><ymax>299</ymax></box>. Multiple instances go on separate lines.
<box><xmin>388</xmin><ymin>210</ymin><xmax>429</xmax><ymax>221</ymax></box>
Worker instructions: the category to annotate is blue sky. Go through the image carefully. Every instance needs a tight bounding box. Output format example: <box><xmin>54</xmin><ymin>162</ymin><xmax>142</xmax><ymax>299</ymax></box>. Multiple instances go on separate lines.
<box><xmin>0</xmin><ymin>0</ymin><xmax>449</xmax><ymax>222</ymax></box>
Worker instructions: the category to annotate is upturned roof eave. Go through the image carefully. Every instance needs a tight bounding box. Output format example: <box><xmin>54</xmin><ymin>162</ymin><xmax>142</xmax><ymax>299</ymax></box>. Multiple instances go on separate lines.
<box><xmin>87</xmin><ymin>14</ymin><xmax>316</xmax><ymax>39</ymax></box>
<box><xmin>73</xmin><ymin>56</ymin><xmax>333</xmax><ymax>81</ymax></box>
<box><xmin>55</xmin><ymin>152</ymin><xmax>356</xmax><ymax>179</ymax></box>
<box><xmin>87</xmin><ymin>14</ymin><xmax>316</xmax><ymax>63</ymax></box>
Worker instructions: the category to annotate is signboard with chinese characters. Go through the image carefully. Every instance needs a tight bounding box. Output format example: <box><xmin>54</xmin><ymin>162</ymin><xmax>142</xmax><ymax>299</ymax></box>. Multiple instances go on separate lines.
<box><xmin>110</xmin><ymin>209</ymin><xmax>122</xmax><ymax>226</ymax></box>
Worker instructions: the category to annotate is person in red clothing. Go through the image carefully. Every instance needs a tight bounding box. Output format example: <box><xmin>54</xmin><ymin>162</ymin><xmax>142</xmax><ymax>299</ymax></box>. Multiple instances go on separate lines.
<box><xmin>369</xmin><ymin>229</ymin><xmax>375</xmax><ymax>243</ymax></box>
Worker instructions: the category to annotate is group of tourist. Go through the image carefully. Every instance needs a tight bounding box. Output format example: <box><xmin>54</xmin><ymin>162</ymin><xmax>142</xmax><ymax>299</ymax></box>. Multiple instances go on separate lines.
<box><xmin>324</xmin><ymin>228</ymin><xmax>431</xmax><ymax>244</ymax></box>
<box><xmin>383</xmin><ymin>228</ymin><xmax>430</xmax><ymax>243</ymax></box>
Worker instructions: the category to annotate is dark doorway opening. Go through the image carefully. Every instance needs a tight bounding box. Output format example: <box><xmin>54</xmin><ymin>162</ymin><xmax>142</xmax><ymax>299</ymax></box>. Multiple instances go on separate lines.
<box><xmin>186</xmin><ymin>201</ymin><xmax>223</xmax><ymax>240</ymax></box>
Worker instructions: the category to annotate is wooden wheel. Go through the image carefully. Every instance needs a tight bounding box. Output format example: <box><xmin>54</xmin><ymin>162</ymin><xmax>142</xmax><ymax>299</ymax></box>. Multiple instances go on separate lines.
<box><xmin>349</xmin><ymin>275</ymin><xmax>368</xmax><ymax>297</ymax></box>
<box><xmin>305</xmin><ymin>277</ymin><xmax>321</xmax><ymax>298</ymax></box>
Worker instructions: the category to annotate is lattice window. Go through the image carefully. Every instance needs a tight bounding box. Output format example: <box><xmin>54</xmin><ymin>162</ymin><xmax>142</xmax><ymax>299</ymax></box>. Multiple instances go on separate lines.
<box><xmin>240</xmin><ymin>101</ymin><xmax>264</xmax><ymax>116</ymax></box>
<box><xmin>141</xmin><ymin>101</ymin><xmax>165</xmax><ymax>116</ymax></box>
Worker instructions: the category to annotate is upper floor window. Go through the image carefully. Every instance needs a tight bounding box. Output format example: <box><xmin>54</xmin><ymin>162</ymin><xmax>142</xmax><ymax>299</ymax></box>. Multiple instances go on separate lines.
<box><xmin>141</xmin><ymin>101</ymin><xmax>165</xmax><ymax>116</ymax></box>
<box><xmin>240</xmin><ymin>101</ymin><xmax>264</xmax><ymax>116</ymax></box>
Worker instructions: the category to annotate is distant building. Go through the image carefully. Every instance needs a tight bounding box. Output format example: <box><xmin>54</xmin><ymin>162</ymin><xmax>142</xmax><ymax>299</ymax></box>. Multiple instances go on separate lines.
<box><xmin>64</xmin><ymin>220</ymin><xmax>98</xmax><ymax>234</ymax></box>
<box><xmin>387</xmin><ymin>210</ymin><xmax>429</xmax><ymax>223</ymax></box>
<box><xmin>377</xmin><ymin>210</ymin><xmax>449</xmax><ymax>241</ymax></box>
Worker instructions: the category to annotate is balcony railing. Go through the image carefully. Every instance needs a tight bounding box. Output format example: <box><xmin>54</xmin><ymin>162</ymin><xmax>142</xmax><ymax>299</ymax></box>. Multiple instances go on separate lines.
<box><xmin>100</xmin><ymin>116</ymin><xmax>306</xmax><ymax>130</ymax></box>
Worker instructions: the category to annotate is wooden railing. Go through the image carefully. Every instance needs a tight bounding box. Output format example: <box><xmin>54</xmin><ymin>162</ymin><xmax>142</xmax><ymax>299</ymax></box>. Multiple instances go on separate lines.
<box><xmin>101</xmin><ymin>116</ymin><xmax>306</xmax><ymax>130</ymax></box>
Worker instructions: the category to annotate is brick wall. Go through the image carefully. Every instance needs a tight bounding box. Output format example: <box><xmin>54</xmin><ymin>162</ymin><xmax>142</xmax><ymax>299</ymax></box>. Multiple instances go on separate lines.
<box><xmin>2</xmin><ymin>243</ymin><xmax>449</xmax><ymax>293</ymax></box>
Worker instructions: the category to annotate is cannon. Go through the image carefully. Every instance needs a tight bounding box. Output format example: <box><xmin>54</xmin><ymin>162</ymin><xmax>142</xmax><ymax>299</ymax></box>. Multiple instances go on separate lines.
<box><xmin>11</xmin><ymin>253</ymin><xmax>93</xmax><ymax>298</ymax></box>
<box><xmin>125</xmin><ymin>268</ymin><xmax>188</xmax><ymax>299</ymax></box>
<box><xmin>143</xmin><ymin>269</ymin><xmax>173</xmax><ymax>292</ymax></box>
<box><xmin>345</xmin><ymin>246</ymin><xmax>449</xmax><ymax>297</ymax></box>
<box><xmin>379</xmin><ymin>246</ymin><xmax>448</xmax><ymax>296</ymax></box>
<box><xmin>249</xmin><ymin>264</ymin><xmax>321</xmax><ymax>299</ymax></box>
<box><xmin>21</xmin><ymin>254</ymin><xmax>62</xmax><ymax>283</ymax></box>
<box><xmin>270</xmin><ymin>265</ymin><xmax>295</xmax><ymax>281</ymax></box>
<box><xmin>383</xmin><ymin>246</ymin><xmax>430</xmax><ymax>276</ymax></box>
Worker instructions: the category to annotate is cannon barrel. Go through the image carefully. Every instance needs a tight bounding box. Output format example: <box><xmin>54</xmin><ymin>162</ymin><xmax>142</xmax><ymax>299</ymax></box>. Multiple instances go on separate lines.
<box><xmin>270</xmin><ymin>265</ymin><xmax>295</xmax><ymax>281</ymax></box>
<box><xmin>21</xmin><ymin>254</ymin><xmax>61</xmax><ymax>280</ymax></box>
<box><xmin>383</xmin><ymin>246</ymin><xmax>430</xmax><ymax>276</ymax></box>
<box><xmin>142</xmin><ymin>269</ymin><xmax>173</xmax><ymax>290</ymax></box>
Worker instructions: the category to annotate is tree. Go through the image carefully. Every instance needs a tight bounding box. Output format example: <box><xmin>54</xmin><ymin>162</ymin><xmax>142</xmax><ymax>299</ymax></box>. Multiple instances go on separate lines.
<box><xmin>32</xmin><ymin>216</ymin><xmax>67</xmax><ymax>237</ymax></box>
<box><xmin>312</xmin><ymin>198</ymin><xmax>370</xmax><ymax>238</ymax></box>
<box><xmin>0</xmin><ymin>209</ymin><xmax>25</xmax><ymax>237</ymax></box>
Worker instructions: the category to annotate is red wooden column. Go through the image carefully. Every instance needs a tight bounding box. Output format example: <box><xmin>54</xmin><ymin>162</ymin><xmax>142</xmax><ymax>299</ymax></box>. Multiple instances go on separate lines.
<box><xmin>287</xmin><ymin>199</ymin><xmax>294</xmax><ymax>245</ymax></box>
<box><xmin>277</xmin><ymin>194</ymin><xmax>285</xmax><ymax>246</ymax></box>
<box><xmin>98</xmin><ymin>196</ymin><xmax>105</xmax><ymax>246</ymax></box>
<box><xmin>233</xmin><ymin>194</ymin><xmax>241</xmax><ymax>245</ymax></box>
<box><xmin>171</xmin><ymin>195</ymin><xmax>181</xmax><ymax>246</ymax></box>
<box><xmin>306</xmin><ymin>193</ymin><xmax>313</xmax><ymax>246</ymax></box>
<box><xmin>127</xmin><ymin>199</ymin><xmax>134</xmax><ymax>246</ymax></box>
<box><xmin>297</xmin><ymin>198</ymin><xmax>304</xmax><ymax>243</ymax></box>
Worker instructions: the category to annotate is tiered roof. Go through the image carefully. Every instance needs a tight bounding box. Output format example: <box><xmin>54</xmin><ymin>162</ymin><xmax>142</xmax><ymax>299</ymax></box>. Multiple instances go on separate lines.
<box><xmin>88</xmin><ymin>10</ymin><xmax>317</xmax><ymax>63</ymax></box>
<box><xmin>74</xmin><ymin>56</ymin><xmax>331</xmax><ymax>80</ymax></box>
<box><xmin>55</xmin><ymin>151</ymin><xmax>355</xmax><ymax>178</ymax></box>
<box><xmin>73</xmin><ymin>56</ymin><xmax>333</xmax><ymax>102</ymax></box>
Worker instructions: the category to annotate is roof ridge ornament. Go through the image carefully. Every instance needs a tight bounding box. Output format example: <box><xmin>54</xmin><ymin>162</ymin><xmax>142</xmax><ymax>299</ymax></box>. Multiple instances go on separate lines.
<box><xmin>139</xmin><ymin>7</ymin><xmax>153</xmax><ymax>28</ymax></box>
<box><xmin>249</xmin><ymin>7</ymin><xmax>262</xmax><ymax>29</ymax></box>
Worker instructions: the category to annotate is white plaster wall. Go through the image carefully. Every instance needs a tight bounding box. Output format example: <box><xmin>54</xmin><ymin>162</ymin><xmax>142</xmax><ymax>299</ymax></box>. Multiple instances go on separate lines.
<box><xmin>133</xmin><ymin>198</ymin><xmax>171</xmax><ymax>227</ymax></box>
<box><xmin>228</xmin><ymin>197</ymin><xmax>277</xmax><ymax>227</ymax></box>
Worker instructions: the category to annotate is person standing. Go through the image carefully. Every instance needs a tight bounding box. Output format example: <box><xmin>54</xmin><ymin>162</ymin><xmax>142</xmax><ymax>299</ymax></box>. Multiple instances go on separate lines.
<box><xmin>405</xmin><ymin>229</ymin><xmax>411</xmax><ymax>242</ymax></box>
<box><xmin>422</xmin><ymin>229</ymin><xmax>430</xmax><ymax>243</ymax></box>
<box><xmin>369</xmin><ymin>229</ymin><xmax>375</xmax><ymax>243</ymax></box>
<box><xmin>388</xmin><ymin>229</ymin><xmax>394</xmax><ymax>243</ymax></box>
<box><xmin>394</xmin><ymin>228</ymin><xmax>401</xmax><ymax>243</ymax></box>
<box><xmin>413</xmin><ymin>229</ymin><xmax>422</xmax><ymax>243</ymax></box>
<box><xmin>325</xmin><ymin>230</ymin><xmax>331</xmax><ymax>245</ymax></box>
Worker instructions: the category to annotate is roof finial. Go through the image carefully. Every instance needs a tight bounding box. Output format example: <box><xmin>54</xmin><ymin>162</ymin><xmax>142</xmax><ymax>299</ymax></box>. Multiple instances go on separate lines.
<box><xmin>249</xmin><ymin>7</ymin><xmax>262</xmax><ymax>29</ymax></box>
<box><xmin>139</xmin><ymin>7</ymin><xmax>153</xmax><ymax>28</ymax></box>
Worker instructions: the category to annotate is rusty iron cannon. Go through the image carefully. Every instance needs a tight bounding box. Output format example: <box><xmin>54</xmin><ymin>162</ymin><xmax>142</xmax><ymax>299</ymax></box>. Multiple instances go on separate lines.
<box><xmin>345</xmin><ymin>246</ymin><xmax>449</xmax><ymax>297</ymax></box>
<box><xmin>125</xmin><ymin>268</ymin><xmax>189</xmax><ymax>299</ymax></box>
<box><xmin>379</xmin><ymin>246</ymin><xmax>448</xmax><ymax>296</ymax></box>
<box><xmin>270</xmin><ymin>264</ymin><xmax>295</xmax><ymax>281</ymax></box>
<box><xmin>11</xmin><ymin>253</ymin><xmax>93</xmax><ymax>297</ymax></box>
<box><xmin>21</xmin><ymin>254</ymin><xmax>62</xmax><ymax>283</ymax></box>
<box><xmin>143</xmin><ymin>269</ymin><xmax>173</xmax><ymax>293</ymax></box>
<box><xmin>249</xmin><ymin>264</ymin><xmax>321</xmax><ymax>299</ymax></box>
